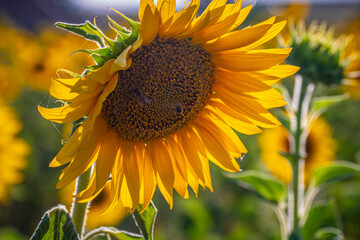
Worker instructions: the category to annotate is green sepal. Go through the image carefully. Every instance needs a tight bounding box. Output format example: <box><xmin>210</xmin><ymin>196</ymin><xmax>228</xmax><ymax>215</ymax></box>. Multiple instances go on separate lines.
<box><xmin>102</xmin><ymin>37</ymin><xmax>125</xmax><ymax>57</ymax></box>
<box><xmin>72</xmin><ymin>47</ymin><xmax>115</xmax><ymax>66</ymax></box>
<box><xmin>30</xmin><ymin>205</ymin><xmax>79</xmax><ymax>240</ymax></box>
<box><xmin>107</xmin><ymin>16</ymin><xmax>131</xmax><ymax>34</ymax></box>
<box><xmin>55</xmin><ymin>21</ymin><xmax>105</xmax><ymax>47</ymax></box>
<box><xmin>84</xmin><ymin>227</ymin><xmax>142</xmax><ymax>240</ymax></box>
<box><xmin>302</xmin><ymin>200</ymin><xmax>341</xmax><ymax>240</ymax></box>
<box><xmin>132</xmin><ymin>202</ymin><xmax>158</xmax><ymax>240</ymax></box>
<box><xmin>110</xmin><ymin>9</ymin><xmax>140</xmax><ymax>47</ymax></box>
<box><xmin>226</xmin><ymin>170</ymin><xmax>287</xmax><ymax>205</ymax></box>
<box><xmin>78</xmin><ymin>64</ymin><xmax>103</xmax><ymax>71</ymax></box>
<box><xmin>314</xmin><ymin>227</ymin><xmax>344</xmax><ymax>240</ymax></box>
<box><xmin>311</xmin><ymin>161</ymin><xmax>360</xmax><ymax>187</ymax></box>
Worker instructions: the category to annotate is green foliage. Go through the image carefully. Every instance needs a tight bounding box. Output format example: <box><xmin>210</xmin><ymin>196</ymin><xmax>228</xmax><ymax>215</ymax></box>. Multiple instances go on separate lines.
<box><xmin>84</xmin><ymin>227</ymin><xmax>142</xmax><ymax>240</ymax></box>
<box><xmin>0</xmin><ymin>227</ymin><xmax>28</xmax><ymax>240</ymax></box>
<box><xmin>311</xmin><ymin>161</ymin><xmax>360</xmax><ymax>187</ymax></box>
<box><xmin>55</xmin><ymin>21</ymin><xmax>105</xmax><ymax>47</ymax></box>
<box><xmin>227</xmin><ymin>170</ymin><xmax>286</xmax><ymax>204</ymax></box>
<box><xmin>30</xmin><ymin>205</ymin><xmax>79</xmax><ymax>240</ymax></box>
<box><xmin>314</xmin><ymin>228</ymin><xmax>344</xmax><ymax>240</ymax></box>
<box><xmin>302</xmin><ymin>200</ymin><xmax>342</xmax><ymax>240</ymax></box>
<box><xmin>311</xmin><ymin>94</ymin><xmax>349</xmax><ymax>117</ymax></box>
<box><xmin>132</xmin><ymin>202</ymin><xmax>157</xmax><ymax>240</ymax></box>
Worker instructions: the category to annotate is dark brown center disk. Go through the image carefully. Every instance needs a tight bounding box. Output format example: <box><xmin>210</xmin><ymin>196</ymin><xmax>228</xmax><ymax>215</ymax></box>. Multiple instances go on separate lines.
<box><xmin>101</xmin><ymin>37</ymin><xmax>215</xmax><ymax>142</ymax></box>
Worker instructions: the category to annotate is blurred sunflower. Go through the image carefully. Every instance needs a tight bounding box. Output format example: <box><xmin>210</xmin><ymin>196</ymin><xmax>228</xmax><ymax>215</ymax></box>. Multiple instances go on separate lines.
<box><xmin>258</xmin><ymin>117</ymin><xmax>336</xmax><ymax>185</ymax></box>
<box><xmin>0</xmin><ymin>22</ymin><xmax>30</xmax><ymax>100</ymax></box>
<box><xmin>280</xmin><ymin>20</ymin><xmax>360</xmax><ymax>90</ymax></box>
<box><xmin>342</xmin><ymin>19</ymin><xmax>360</xmax><ymax>98</ymax></box>
<box><xmin>59</xmin><ymin>182</ymin><xmax>126</xmax><ymax>229</ymax></box>
<box><xmin>19</xmin><ymin>29</ymin><xmax>96</xmax><ymax>91</ymax></box>
<box><xmin>39</xmin><ymin>0</ymin><xmax>298</xmax><ymax>213</ymax></box>
<box><xmin>0</xmin><ymin>101</ymin><xmax>30</xmax><ymax>204</ymax></box>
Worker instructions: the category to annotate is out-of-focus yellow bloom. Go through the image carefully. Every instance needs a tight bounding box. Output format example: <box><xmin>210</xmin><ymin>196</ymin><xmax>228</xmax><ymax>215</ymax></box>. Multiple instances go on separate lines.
<box><xmin>342</xmin><ymin>19</ymin><xmax>360</xmax><ymax>98</ymax></box>
<box><xmin>258</xmin><ymin>117</ymin><xmax>336</xmax><ymax>185</ymax></box>
<box><xmin>272</xmin><ymin>0</ymin><xmax>310</xmax><ymax>23</ymax></box>
<box><xmin>59</xmin><ymin>181</ymin><xmax>126</xmax><ymax>229</ymax></box>
<box><xmin>19</xmin><ymin>29</ymin><xmax>97</xmax><ymax>91</ymax></box>
<box><xmin>0</xmin><ymin>100</ymin><xmax>30</xmax><ymax>204</ymax></box>
<box><xmin>0</xmin><ymin>22</ymin><xmax>31</xmax><ymax>100</ymax></box>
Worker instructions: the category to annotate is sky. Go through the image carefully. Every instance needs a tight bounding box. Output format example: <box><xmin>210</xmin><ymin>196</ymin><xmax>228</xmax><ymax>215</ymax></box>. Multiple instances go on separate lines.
<box><xmin>69</xmin><ymin>0</ymin><xmax>360</xmax><ymax>13</ymax></box>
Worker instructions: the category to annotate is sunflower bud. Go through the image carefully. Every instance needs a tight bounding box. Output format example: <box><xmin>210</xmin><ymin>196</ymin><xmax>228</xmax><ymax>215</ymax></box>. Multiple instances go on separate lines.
<box><xmin>281</xmin><ymin>20</ymin><xmax>352</xmax><ymax>86</ymax></box>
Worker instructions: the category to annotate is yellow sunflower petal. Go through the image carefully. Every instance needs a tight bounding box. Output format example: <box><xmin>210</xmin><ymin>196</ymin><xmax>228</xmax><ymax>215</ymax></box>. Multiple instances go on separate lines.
<box><xmin>49</xmin><ymin>125</ymin><xmax>83</xmax><ymax>167</ymax></box>
<box><xmin>160</xmin><ymin>5</ymin><xmax>198</xmax><ymax>37</ymax></box>
<box><xmin>49</xmin><ymin>78</ymin><xmax>103</xmax><ymax>102</ymax></box>
<box><xmin>157</xmin><ymin>0</ymin><xmax>176</xmax><ymax>23</ymax></box>
<box><xmin>193</xmin><ymin>120</ymin><xmax>240</xmax><ymax>172</ymax></box>
<box><xmin>192</xmin><ymin>11</ymin><xmax>240</xmax><ymax>44</ymax></box>
<box><xmin>151</xmin><ymin>139</ymin><xmax>174</xmax><ymax>207</ymax></box>
<box><xmin>139</xmin><ymin>0</ymin><xmax>156</xmax><ymax>22</ymax></box>
<box><xmin>237</xmin><ymin>20</ymin><xmax>287</xmax><ymax>51</ymax></box>
<box><xmin>212</xmin><ymin>48</ymin><xmax>292</xmax><ymax>71</ymax></box>
<box><xmin>140</xmin><ymin>5</ymin><xmax>160</xmax><ymax>46</ymax></box>
<box><xmin>38</xmin><ymin>99</ymin><xmax>96</xmax><ymax>124</ymax></box>
<box><xmin>215</xmin><ymin>68</ymin><xmax>272</xmax><ymax>93</ymax></box>
<box><xmin>123</xmin><ymin>143</ymin><xmax>141</xmax><ymax>211</ymax></box>
<box><xmin>141</xmin><ymin>148</ymin><xmax>156</xmax><ymax>212</ymax></box>
<box><xmin>207</xmin><ymin>101</ymin><xmax>262</xmax><ymax>135</ymax></box>
<box><xmin>203</xmin><ymin>24</ymin><xmax>272</xmax><ymax>52</ymax></box>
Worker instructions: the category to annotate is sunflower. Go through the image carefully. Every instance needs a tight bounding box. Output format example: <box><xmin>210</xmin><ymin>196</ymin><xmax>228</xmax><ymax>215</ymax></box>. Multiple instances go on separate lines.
<box><xmin>258</xmin><ymin>117</ymin><xmax>336</xmax><ymax>185</ymax></box>
<box><xmin>0</xmin><ymin>100</ymin><xmax>30</xmax><ymax>204</ymax></box>
<box><xmin>59</xmin><ymin>181</ymin><xmax>126</xmax><ymax>229</ymax></box>
<box><xmin>19</xmin><ymin>29</ymin><xmax>97</xmax><ymax>91</ymax></box>
<box><xmin>281</xmin><ymin>19</ymin><xmax>360</xmax><ymax>89</ymax></box>
<box><xmin>0</xmin><ymin>21</ymin><xmax>30</xmax><ymax>100</ymax></box>
<box><xmin>39</xmin><ymin>0</ymin><xmax>298</xmax><ymax>213</ymax></box>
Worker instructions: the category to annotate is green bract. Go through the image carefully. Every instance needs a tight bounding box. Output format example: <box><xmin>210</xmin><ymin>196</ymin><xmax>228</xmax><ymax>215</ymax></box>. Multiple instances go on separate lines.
<box><xmin>282</xmin><ymin>20</ymin><xmax>350</xmax><ymax>85</ymax></box>
<box><xmin>55</xmin><ymin>10</ymin><xmax>139</xmax><ymax>70</ymax></box>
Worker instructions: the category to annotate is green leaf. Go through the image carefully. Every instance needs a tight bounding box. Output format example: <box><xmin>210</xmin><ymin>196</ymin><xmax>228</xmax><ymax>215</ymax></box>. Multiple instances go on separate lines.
<box><xmin>85</xmin><ymin>227</ymin><xmax>142</xmax><ymax>240</ymax></box>
<box><xmin>30</xmin><ymin>205</ymin><xmax>79</xmax><ymax>240</ymax></box>
<box><xmin>302</xmin><ymin>200</ymin><xmax>341</xmax><ymax>240</ymax></box>
<box><xmin>55</xmin><ymin>21</ymin><xmax>105</xmax><ymax>47</ymax></box>
<box><xmin>314</xmin><ymin>228</ymin><xmax>344</xmax><ymax>240</ymax></box>
<box><xmin>132</xmin><ymin>201</ymin><xmax>158</xmax><ymax>240</ymax></box>
<box><xmin>311</xmin><ymin>161</ymin><xmax>360</xmax><ymax>187</ymax></box>
<box><xmin>311</xmin><ymin>94</ymin><xmax>349</xmax><ymax>114</ymax></box>
<box><xmin>227</xmin><ymin>170</ymin><xmax>286</xmax><ymax>204</ymax></box>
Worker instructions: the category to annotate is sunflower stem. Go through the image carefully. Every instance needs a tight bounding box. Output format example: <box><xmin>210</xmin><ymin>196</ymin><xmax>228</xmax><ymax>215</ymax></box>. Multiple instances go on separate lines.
<box><xmin>272</xmin><ymin>205</ymin><xmax>288</xmax><ymax>240</ymax></box>
<box><xmin>288</xmin><ymin>74</ymin><xmax>312</xmax><ymax>238</ymax></box>
<box><xmin>71</xmin><ymin>167</ymin><xmax>92</xmax><ymax>239</ymax></box>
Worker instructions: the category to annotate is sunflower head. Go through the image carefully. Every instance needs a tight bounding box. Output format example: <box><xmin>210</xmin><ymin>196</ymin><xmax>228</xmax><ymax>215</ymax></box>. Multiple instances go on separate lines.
<box><xmin>258</xmin><ymin>117</ymin><xmax>336</xmax><ymax>185</ymax></box>
<box><xmin>39</xmin><ymin>0</ymin><xmax>298</xmax><ymax>213</ymax></box>
<box><xmin>281</xmin><ymin>20</ymin><xmax>358</xmax><ymax>86</ymax></box>
<box><xmin>0</xmin><ymin>101</ymin><xmax>30</xmax><ymax>204</ymax></box>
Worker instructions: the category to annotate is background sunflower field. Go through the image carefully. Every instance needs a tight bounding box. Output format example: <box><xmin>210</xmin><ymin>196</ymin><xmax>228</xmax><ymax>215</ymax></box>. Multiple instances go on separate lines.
<box><xmin>0</xmin><ymin>0</ymin><xmax>359</xmax><ymax>239</ymax></box>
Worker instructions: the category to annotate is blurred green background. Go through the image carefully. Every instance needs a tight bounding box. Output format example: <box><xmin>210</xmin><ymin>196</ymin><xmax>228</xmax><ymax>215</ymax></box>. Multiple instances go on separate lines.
<box><xmin>0</xmin><ymin>0</ymin><xmax>359</xmax><ymax>239</ymax></box>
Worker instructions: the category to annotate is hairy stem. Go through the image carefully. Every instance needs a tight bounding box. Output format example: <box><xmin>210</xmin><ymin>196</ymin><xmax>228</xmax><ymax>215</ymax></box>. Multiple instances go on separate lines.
<box><xmin>71</xmin><ymin>168</ymin><xmax>92</xmax><ymax>238</ymax></box>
